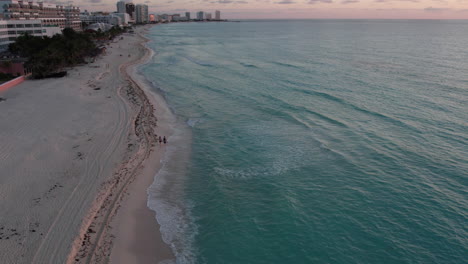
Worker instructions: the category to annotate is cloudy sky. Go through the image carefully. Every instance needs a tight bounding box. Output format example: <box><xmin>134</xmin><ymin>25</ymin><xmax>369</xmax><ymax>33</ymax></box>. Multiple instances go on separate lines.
<box><xmin>79</xmin><ymin>0</ymin><xmax>468</xmax><ymax>19</ymax></box>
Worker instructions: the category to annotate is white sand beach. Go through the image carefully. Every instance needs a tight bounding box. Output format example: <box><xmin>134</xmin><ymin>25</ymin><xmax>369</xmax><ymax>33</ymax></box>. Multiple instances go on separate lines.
<box><xmin>0</xmin><ymin>25</ymin><xmax>175</xmax><ymax>263</ymax></box>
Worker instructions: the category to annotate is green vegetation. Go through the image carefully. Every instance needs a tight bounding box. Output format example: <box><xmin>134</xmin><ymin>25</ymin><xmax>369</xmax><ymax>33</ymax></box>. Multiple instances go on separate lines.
<box><xmin>88</xmin><ymin>26</ymin><xmax>127</xmax><ymax>40</ymax></box>
<box><xmin>0</xmin><ymin>72</ymin><xmax>15</xmax><ymax>83</ymax></box>
<box><xmin>9</xmin><ymin>27</ymin><xmax>126</xmax><ymax>79</ymax></box>
<box><xmin>9</xmin><ymin>28</ymin><xmax>96</xmax><ymax>78</ymax></box>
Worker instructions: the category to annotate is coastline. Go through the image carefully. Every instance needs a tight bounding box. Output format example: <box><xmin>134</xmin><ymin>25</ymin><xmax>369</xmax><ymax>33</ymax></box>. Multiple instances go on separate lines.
<box><xmin>67</xmin><ymin>25</ymin><xmax>177</xmax><ymax>263</ymax></box>
<box><xmin>0</xmin><ymin>24</ymin><xmax>175</xmax><ymax>263</ymax></box>
<box><xmin>107</xmin><ymin>28</ymin><xmax>177</xmax><ymax>263</ymax></box>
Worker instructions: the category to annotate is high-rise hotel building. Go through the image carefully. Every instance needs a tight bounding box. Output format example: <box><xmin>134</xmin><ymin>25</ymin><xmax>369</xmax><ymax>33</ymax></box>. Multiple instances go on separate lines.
<box><xmin>196</xmin><ymin>11</ymin><xmax>204</xmax><ymax>20</ymax></box>
<box><xmin>125</xmin><ymin>2</ymin><xmax>135</xmax><ymax>21</ymax></box>
<box><xmin>116</xmin><ymin>1</ymin><xmax>135</xmax><ymax>22</ymax></box>
<box><xmin>116</xmin><ymin>1</ymin><xmax>126</xmax><ymax>14</ymax></box>
<box><xmin>0</xmin><ymin>0</ymin><xmax>81</xmax><ymax>31</ymax></box>
<box><xmin>135</xmin><ymin>4</ymin><xmax>148</xmax><ymax>24</ymax></box>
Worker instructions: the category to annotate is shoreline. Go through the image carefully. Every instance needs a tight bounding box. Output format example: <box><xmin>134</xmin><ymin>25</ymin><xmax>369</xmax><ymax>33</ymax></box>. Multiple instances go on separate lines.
<box><xmin>108</xmin><ymin>28</ymin><xmax>178</xmax><ymax>263</ymax></box>
<box><xmin>0</xmin><ymin>24</ymin><xmax>176</xmax><ymax>264</ymax></box>
<box><xmin>67</xmin><ymin>25</ymin><xmax>177</xmax><ymax>263</ymax></box>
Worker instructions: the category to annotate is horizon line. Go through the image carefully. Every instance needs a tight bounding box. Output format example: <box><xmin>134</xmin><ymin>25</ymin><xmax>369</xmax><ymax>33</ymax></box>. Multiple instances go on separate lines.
<box><xmin>229</xmin><ymin>18</ymin><xmax>468</xmax><ymax>20</ymax></box>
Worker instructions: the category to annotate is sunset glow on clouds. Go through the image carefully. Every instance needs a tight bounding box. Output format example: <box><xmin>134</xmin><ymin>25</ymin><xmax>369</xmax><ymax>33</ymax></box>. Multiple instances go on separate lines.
<box><xmin>80</xmin><ymin>0</ymin><xmax>468</xmax><ymax>19</ymax></box>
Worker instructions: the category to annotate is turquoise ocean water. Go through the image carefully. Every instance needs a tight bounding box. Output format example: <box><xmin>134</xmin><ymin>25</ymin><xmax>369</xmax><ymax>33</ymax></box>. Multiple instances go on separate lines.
<box><xmin>142</xmin><ymin>20</ymin><xmax>467</xmax><ymax>263</ymax></box>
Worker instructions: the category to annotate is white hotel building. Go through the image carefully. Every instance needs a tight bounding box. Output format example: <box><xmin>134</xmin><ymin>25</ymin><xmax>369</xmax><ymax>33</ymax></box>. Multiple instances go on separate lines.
<box><xmin>80</xmin><ymin>13</ymin><xmax>125</xmax><ymax>27</ymax></box>
<box><xmin>0</xmin><ymin>19</ymin><xmax>61</xmax><ymax>51</ymax></box>
<box><xmin>0</xmin><ymin>0</ymin><xmax>82</xmax><ymax>52</ymax></box>
<box><xmin>0</xmin><ymin>0</ymin><xmax>81</xmax><ymax>31</ymax></box>
<box><xmin>135</xmin><ymin>4</ymin><xmax>148</xmax><ymax>24</ymax></box>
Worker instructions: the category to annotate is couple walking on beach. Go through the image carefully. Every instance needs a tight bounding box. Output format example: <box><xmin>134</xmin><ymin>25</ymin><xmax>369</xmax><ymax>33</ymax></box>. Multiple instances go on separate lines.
<box><xmin>158</xmin><ymin>136</ymin><xmax>167</xmax><ymax>144</ymax></box>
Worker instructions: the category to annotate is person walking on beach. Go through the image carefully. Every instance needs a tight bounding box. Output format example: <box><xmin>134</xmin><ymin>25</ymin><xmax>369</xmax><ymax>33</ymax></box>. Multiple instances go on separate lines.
<box><xmin>158</xmin><ymin>136</ymin><xmax>162</xmax><ymax>144</ymax></box>
<box><xmin>163</xmin><ymin>136</ymin><xmax>167</xmax><ymax>144</ymax></box>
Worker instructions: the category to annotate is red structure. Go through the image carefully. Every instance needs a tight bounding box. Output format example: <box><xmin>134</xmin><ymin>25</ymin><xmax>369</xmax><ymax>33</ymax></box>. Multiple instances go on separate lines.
<box><xmin>0</xmin><ymin>75</ymin><xmax>26</xmax><ymax>93</ymax></box>
<box><xmin>0</xmin><ymin>61</ymin><xmax>27</xmax><ymax>76</ymax></box>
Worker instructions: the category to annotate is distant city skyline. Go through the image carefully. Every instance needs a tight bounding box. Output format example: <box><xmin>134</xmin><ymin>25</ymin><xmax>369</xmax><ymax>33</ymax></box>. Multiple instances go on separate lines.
<box><xmin>77</xmin><ymin>0</ymin><xmax>468</xmax><ymax>19</ymax></box>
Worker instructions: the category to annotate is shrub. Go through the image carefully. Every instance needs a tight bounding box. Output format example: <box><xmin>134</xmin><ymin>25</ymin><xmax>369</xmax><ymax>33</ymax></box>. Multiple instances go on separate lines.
<box><xmin>9</xmin><ymin>28</ymin><xmax>98</xmax><ymax>78</ymax></box>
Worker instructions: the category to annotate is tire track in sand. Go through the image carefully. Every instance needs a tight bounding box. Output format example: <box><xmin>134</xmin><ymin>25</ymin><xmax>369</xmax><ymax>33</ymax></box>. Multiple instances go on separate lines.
<box><xmin>67</xmin><ymin>32</ymin><xmax>158</xmax><ymax>264</ymax></box>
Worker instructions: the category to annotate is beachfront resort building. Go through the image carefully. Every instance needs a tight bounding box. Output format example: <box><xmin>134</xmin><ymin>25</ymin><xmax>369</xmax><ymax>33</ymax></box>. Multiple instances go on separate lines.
<box><xmin>197</xmin><ymin>11</ymin><xmax>204</xmax><ymax>20</ymax></box>
<box><xmin>116</xmin><ymin>1</ymin><xmax>136</xmax><ymax>23</ymax></box>
<box><xmin>116</xmin><ymin>1</ymin><xmax>126</xmax><ymax>14</ymax></box>
<box><xmin>125</xmin><ymin>2</ymin><xmax>135</xmax><ymax>22</ymax></box>
<box><xmin>80</xmin><ymin>11</ymin><xmax>129</xmax><ymax>27</ymax></box>
<box><xmin>63</xmin><ymin>5</ymin><xmax>80</xmax><ymax>31</ymax></box>
<box><xmin>171</xmin><ymin>14</ymin><xmax>181</xmax><ymax>21</ymax></box>
<box><xmin>80</xmin><ymin>14</ymin><xmax>122</xmax><ymax>27</ymax></box>
<box><xmin>0</xmin><ymin>19</ymin><xmax>60</xmax><ymax>51</ymax></box>
<box><xmin>0</xmin><ymin>0</ymin><xmax>81</xmax><ymax>31</ymax></box>
<box><xmin>205</xmin><ymin>13</ymin><xmax>212</xmax><ymax>20</ymax></box>
<box><xmin>113</xmin><ymin>12</ymin><xmax>131</xmax><ymax>25</ymax></box>
<box><xmin>185</xmin><ymin>12</ymin><xmax>190</xmax><ymax>20</ymax></box>
<box><xmin>135</xmin><ymin>4</ymin><xmax>148</xmax><ymax>24</ymax></box>
<box><xmin>215</xmin><ymin>10</ymin><xmax>220</xmax><ymax>20</ymax></box>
